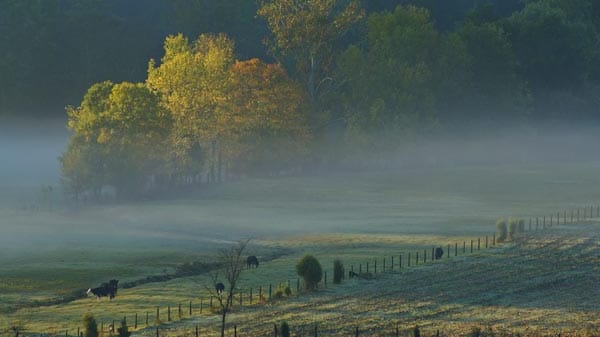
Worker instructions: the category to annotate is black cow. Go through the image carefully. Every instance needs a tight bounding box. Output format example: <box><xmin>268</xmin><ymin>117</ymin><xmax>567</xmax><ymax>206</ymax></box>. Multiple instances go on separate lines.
<box><xmin>434</xmin><ymin>247</ymin><xmax>444</xmax><ymax>260</ymax></box>
<box><xmin>246</xmin><ymin>255</ymin><xmax>259</xmax><ymax>269</ymax></box>
<box><xmin>348</xmin><ymin>271</ymin><xmax>358</xmax><ymax>279</ymax></box>
<box><xmin>87</xmin><ymin>279</ymin><xmax>119</xmax><ymax>300</ymax></box>
<box><xmin>215</xmin><ymin>282</ymin><xmax>225</xmax><ymax>294</ymax></box>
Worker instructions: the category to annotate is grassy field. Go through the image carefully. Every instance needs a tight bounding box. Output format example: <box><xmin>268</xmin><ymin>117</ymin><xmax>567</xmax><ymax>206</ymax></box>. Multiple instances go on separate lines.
<box><xmin>1</xmin><ymin>163</ymin><xmax>600</xmax><ymax>335</ymax></box>
<box><xmin>2</xmin><ymin>221</ymin><xmax>598</xmax><ymax>336</ymax></box>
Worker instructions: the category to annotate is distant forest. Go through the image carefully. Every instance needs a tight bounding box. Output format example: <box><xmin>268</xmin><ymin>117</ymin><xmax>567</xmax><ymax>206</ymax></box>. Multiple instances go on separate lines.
<box><xmin>5</xmin><ymin>0</ymin><xmax>600</xmax><ymax>199</ymax></box>
<box><xmin>4</xmin><ymin>0</ymin><xmax>600</xmax><ymax>123</ymax></box>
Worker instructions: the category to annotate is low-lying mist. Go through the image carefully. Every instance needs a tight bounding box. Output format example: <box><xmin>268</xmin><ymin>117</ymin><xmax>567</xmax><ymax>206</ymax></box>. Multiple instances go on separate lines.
<box><xmin>2</xmin><ymin>118</ymin><xmax>600</xmax><ymax>257</ymax></box>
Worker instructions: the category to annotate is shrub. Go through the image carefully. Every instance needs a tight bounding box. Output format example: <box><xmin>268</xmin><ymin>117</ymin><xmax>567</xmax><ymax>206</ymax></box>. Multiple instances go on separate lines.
<box><xmin>296</xmin><ymin>254</ymin><xmax>322</xmax><ymax>290</ymax></box>
<box><xmin>274</xmin><ymin>288</ymin><xmax>284</xmax><ymax>299</ymax></box>
<box><xmin>333</xmin><ymin>260</ymin><xmax>344</xmax><ymax>284</ymax></box>
<box><xmin>281</xmin><ymin>322</ymin><xmax>290</xmax><ymax>337</ymax></box>
<box><xmin>508</xmin><ymin>218</ymin><xmax>519</xmax><ymax>240</ymax></box>
<box><xmin>83</xmin><ymin>313</ymin><xmax>98</xmax><ymax>337</ymax></box>
<box><xmin>117</xmin><ymin>318</ymin><xmax>131</xmax><ymax>337</ymax></box>
<box><xmin>496</xmin><ymin>218</ymin><xmax>507</xmax><ymax>243</ymax></box>
<box><xmin>413</xmin><ymin>325</ymin><xmax>420</xmax><ymax>337</ymax></box>
<box><xmin>469</xmin><ymin>326</ymin><xmax>482</xmax><ymax>337</ymax></box>
<box><xmin>284</xmin><ymin>285</ymin><xmax>292</xmax><ymax>296</ymax></box>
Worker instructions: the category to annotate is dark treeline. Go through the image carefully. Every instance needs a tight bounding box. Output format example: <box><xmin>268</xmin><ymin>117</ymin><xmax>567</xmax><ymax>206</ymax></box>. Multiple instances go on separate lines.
<box><xmin>7</xmin><ymin>0</ymin><xmax>600</xmax><ymax>200</ymax></box>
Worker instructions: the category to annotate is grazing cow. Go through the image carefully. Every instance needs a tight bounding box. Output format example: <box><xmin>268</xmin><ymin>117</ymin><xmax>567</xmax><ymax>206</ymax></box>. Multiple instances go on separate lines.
<box><xmin>87</xmin><ymin>279</ymin><xmax>119</xmax><ymax>300</ymax></box>
<box><xmin>246</xmin><ymin>255</ymin><xmax>259</xmax><ymax>269</ymax></box>
<box><xmin>215</xmin><ymin>282</ymin><xmax>225</xmax><ymax>294</ymax></box>
<box><xmin>435</xmin><ymin>247</ymin><xmax>444</xmax><ymax>260</ymax></box>
<box><xmin>348</xmin><ymin>271</ymin><xmax>358</xmax><ymax>279</ymax></box>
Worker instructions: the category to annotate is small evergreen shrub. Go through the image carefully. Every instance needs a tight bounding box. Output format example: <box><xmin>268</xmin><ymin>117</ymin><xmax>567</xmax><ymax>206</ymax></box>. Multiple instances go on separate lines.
<box><xmin>496</xmin><ymin>218</ymin><xmax>507</xmax><ymax>243</ymax></box>
<box><xmin>83</xmin><ymin>313</ymin><xmax>98</xmax><ymax>337</ymax></box>
<box><xmin>281</xmin><ymin>321</ymin><xmax>290</xmax><ymax>337</ymax></box>
<box><xmin>508</xmin><ymin>218</ymin><xmax>519</xmax><ymax>240</ymax></box>
<box><xmin>296</xmin><ymin>255</ymin><xmax>322</xmax><ymax>290</ymax></box>
<box><xmin>518</xmin><ymin>219</ymin><xmax>525</xmax><ymax>233</ymax></box>
<box><xmin>284</xmin><ymin>285</ymin><xmax>292</xmax><ymax>296</ymax></box>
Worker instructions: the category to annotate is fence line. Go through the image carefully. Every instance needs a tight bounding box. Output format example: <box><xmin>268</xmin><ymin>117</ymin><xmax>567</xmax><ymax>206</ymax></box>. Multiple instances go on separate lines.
<box><xmin>43</xmin><ymin>203</ymin><xmax>598</xmax><ymax>337</ymax></box>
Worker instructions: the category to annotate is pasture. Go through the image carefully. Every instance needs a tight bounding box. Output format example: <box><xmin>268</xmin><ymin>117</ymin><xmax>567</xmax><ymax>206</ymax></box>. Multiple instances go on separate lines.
<box><xmin>1</xmin><ymin>162</ymin><xmax>600</xmax><ymax>336</ymax></box>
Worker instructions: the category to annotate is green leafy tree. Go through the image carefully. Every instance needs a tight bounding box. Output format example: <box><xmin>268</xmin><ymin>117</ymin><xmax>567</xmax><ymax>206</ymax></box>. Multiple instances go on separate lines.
<box><xmin>296</xmin><ymin>255</ymin><xmax>322</xmax><ymax>290</ymax></box>
<box><xmin>257</xmin><ymin>0</ymin><xmax>365</xmax><ymax>123</ymax></box>
<box><xmin>336</xmin><ymin>5</ymin><xmax>440</xmax><ymax>150</ymax></box>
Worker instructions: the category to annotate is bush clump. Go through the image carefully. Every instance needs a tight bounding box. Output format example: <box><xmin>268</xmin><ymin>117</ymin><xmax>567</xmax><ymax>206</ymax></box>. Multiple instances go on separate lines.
<box><xmin>296</xmin><ymin>254</ymin><xmax>322</xmax><ymax>290</ymax></box>
<box><xmin>83</xmin><ymin>313</ymin><xmax>98</xmax><ymax>337</ymax></box>
<box><xmin>518</xmin><ymin>219</ymin><xmax>525</xmax><ymax>233</ymax></box>
<box><xmin>281</xmin><ymin>321</ymin><xmax>290</xmax><ymax>337</ymax></box>
<box><xmin>496</xmin><ymin>218</ymin><xmax>507</xmax><ymax>243</ymax></box>
<box><xmin>333</xmin><ymin>260</ymin><xmax>344</xmax><ymax>284</ymax></box>
<box><xmin>508</xmin><ymin>218</ymin><xmax>519</xmax><ymax>240</ymax></box>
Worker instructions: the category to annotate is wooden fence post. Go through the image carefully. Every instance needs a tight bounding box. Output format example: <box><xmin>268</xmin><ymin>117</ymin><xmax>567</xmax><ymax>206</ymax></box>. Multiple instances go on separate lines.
<box><xmin>156</xmin><ymin>327</ymin><xmax>159</xmax><ymax>337</ymax></box>
<box><xmin>415</xmin><ymin>251</ymin><xmax>418</xmax><ymax>265</ymax></box>
<box><xmin>359</xmin><ymin>264</ymin><xmax>362</xmax><ymax>273</ymax></box>
<box><xmin>543</xmin><ymin>216</ymin><xmax>546</xmax><ymax>228</ymax></box>
<box><xmin>324</xmin><ymin>271</ymin><xmax>327</xmax><ymax>287</ymax></box>
<box><xmin>168</xmin><ymin>305</ymin><xmax>171</xmax><ymax>321</ymax></box>
<box><xmin>250</xmin><ymin>288</ymin><xmax>253</xmax><ymax>304</ymax></box>
<box><xmin>550</xmin><ymin>214</ymin><xmax>553</xmax><ymax>227</ymax></box>
<box><xmin>314</xmin><ymin>323</ymin><xmax>318</xmax><ymax>337</ymax></box>
<box><xmin>455</xmin><ymin>242</ymin><xmax>458</xmax><ymax>255</ymax></box>
<box><xmin>447</xmin><ymin>244</ymin><xmax>450</xmax><ymax>258</ymax></box>
<box><xmin>210</xmin><ymin>296</ymin><xmax>213</xmax><ymax>309</ymax></box>
<box><xmin>571</xmin><ymin>210</ymin><xmax>574</xmax><ymax>223</ymax></box>
<box><xmin>391</xmin><ymin>256</ymin><xmax>394</xmax><ymax>270</ymax></box>
<box><xmin>478</xmin><ymin>238</ymin><xmax>480</xmax><ymax>250</ymax></box>
<box><xmin>383</xmin><ymin>257</ymin><xmax>386</xmax><ymax>271</ymax></box>
<box><xmin>493</xmin><ymin>233</ymin><xmax>495</xmax><ymax>246</ymax></box>
<box><xmin>269</xmin><ymin>284</ymin><xmax>272</xmax><ymax>300</ymax></box>
<box><xmin>423</xmin><ymin>249</ymin><xmax>426</xmax><ymax>263</ymax></box>
<box><xmin>259</xmin><ymin>286</ymin><xmax>263</xmax><ymax>302</ymax></box>
<box><xmin>355</xmin><ymin>326</ymin><xmax>359</xmax><ymax>337</ymax></box>
<box><xmin>463</xmin><ymin>241</ymin><xmax>466</xmax><ymax>253</ymax></box>
<box><xmin>274</xmin><ymin>323</ymin><xmax>278</xmax><ymax>337</ymax></box>
<box><xmin>485</xmin><ymin>236</ymin><xmax>488</xmax><ymax>248</ymax></box>
<box><xmin>431</xmin><ymin>247</ymin><xmax>435</xmax><ymax>261</ymax></box>
<box><xmin>407</xmin><ymin>253</ymin><xmax>410</xmax><ymax>267</ymax></box>
<box><xmin>374</xmin><ymin>260</ymin><xmax>377</xmax><ymax>274</ymax></box>
<box><xmin>470</xmin><ymin>240</ymin><xmax>473</xmax><ymax>253</ymax></box>
<box><xmin>239</xmin><ymin>290</ymin><xmax>243</xmax><ymax>305</ymax></box>
<box><xmin>234</xmin><ymin>325</ymin><xmax>237</xmax><ymax>337</ymax></box>
<box><xmin>399</xmin><ymin>254</ymin><xmax>402</xmax><ymax>269</ymax></box>
<box><xmin>178</xmin><ymin>303</ymin><xmax>182</xmax><ymax>319</ymax></box>
<box><xmin>134</xmin><ymin>313</ymin><xmax>137</xmax><ymax>329</ymax></box>
<box><xmin>200</xmin><ymin>298</ymin><xmax>203</xmax><ymax>313</ymax></box>
<box><xmin>156</xmin><ymin>307</ymin><xmax>159</xmax><ymax>323</ymax></box>
<box><xmin>529</xmin><ymin>218</ymin><xmax>532</xmax><ymax>231</ymax></box>
<box><xmin>366</xmin><ymin>262</ymin><xmax>369</xmax><ymax>273</ymax></box>
<box><xmin>557</xmin><ymin>212</ymin><xmax>560</xmax><ymax>225</ymax></box>
<box><xmin>189</xmin><ymin>301</ymin><xmax>192</xmax><ymax>316</ymax></box>
<box><xmin>536</xmin><ymin>217</ymin><xmax>539</xmax><ymax>230</ymax></box>
<box><xmin>195</xmin><ymin>325</ymin><xmax>199</xmax><ymax>337</ymax></box>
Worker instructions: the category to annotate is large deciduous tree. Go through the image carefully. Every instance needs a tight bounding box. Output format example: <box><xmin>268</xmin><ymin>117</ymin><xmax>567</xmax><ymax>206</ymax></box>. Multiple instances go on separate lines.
<box><xmin>257</xmin><ymin>0</ymin><xmax>364</xmax><ymax>125</ymax></box>
<box><xmin>335</xmin><ymin>5</ymin><xmax>440</xmax><ymax>151</ymax></box>
<box><xmin>147</xmin><ymin>33</ymin><xmax>234</xmax><ymax>183</ymax></box>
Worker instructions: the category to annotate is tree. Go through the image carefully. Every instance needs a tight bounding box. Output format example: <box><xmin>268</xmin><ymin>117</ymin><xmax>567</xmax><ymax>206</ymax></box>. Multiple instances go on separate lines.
<box><xmin>207</xmin><ymin>240</ymin><xmax>250</xmax><ymax>337</ymax></box>
<box><xmin>335</xmin><ymin>5</ymin><xmax>440</xmax><ymax>151</ymax></box>
<box><xmin>61</xmin><ymin>81</ymin><xmax>170</xmax><ymax>199</ymax></box>
<box><xmin>296</xmin><ymin>254</ymin><xmax>322</xmax><ymax>290</ymax></box>
<box><xmin>228</xmin><ymin>58</ymin><xmax>311</xmax><ymax>175</ymax></box>
<box><xmin>83</xmin><ymin>313</ymin><xmax>98</xmax><ymax>337</ymax></box>
<box><xmin>147</xmin><ymin>33</ymin><xmax>235</xmax><ymax>183</ymax></box>
<box><xmin>257</xmin><ymin>0</ymin><xmax>365</xmax><ymax>123</ymax></box>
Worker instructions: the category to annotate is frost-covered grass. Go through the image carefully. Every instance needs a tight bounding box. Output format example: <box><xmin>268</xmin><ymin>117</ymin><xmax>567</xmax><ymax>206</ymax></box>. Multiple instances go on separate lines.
<box><xmin>1</xmin><ymin>163</ymin><xmax>600</xmax><ymax>334</ymax></box>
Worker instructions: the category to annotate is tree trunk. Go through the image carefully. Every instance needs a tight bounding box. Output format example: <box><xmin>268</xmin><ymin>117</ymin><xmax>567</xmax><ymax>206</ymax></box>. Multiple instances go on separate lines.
<box><xmin>220</xmin><ymin>311</ymin><xmax>226</xmax><ymax>337</ymax></box>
